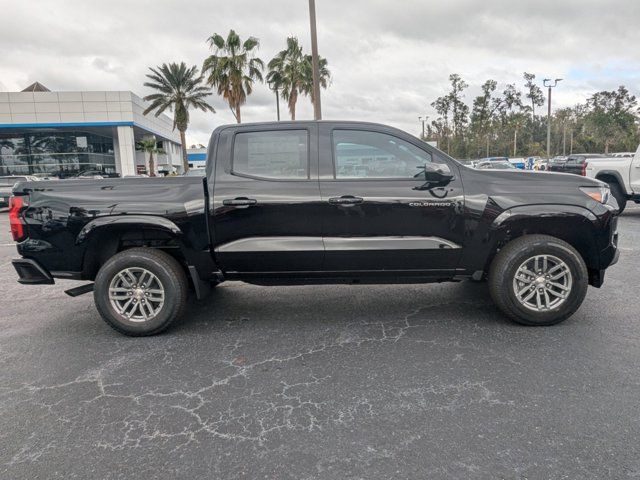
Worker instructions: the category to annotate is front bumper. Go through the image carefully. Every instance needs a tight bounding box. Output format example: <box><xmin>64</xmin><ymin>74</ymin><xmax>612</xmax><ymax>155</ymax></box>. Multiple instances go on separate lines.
<box><xmin>12</xmin><ymin>258</ymin><xmax>54</xmax><ymax>285</ymax></box>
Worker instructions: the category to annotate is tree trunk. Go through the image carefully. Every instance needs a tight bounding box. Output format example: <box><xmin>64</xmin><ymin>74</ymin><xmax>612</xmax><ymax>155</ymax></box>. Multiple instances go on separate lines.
<box><xmin>148</xmin><ymin>151</ymin><xmax>156</xmax><ymax>177</ymax></box>
<box><xmin>513</xmin><ymin>129</ymin><xmax>517</xmax><ymax>157</ymax></box>
<box><xmin>180</xmin><ymin>130</ymin><xmax>189</xmax><ymax>173</ymax></box>
<box><xmin>236</xmin><ymin>104</ymin><xmax>241</xmax><ymax>124</ymax></box>
<box><xmin>290</xmin><ymin>89</ymin><xmax>298</xmax><ymax>121</ymax></box>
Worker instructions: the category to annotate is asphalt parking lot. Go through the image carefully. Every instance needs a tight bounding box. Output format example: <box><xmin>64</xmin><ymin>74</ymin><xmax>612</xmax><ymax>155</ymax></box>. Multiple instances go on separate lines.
<box><xmin>1</xmin><ymin>208</ymin><xmax>640</xmax><ymax>479</ymax></box>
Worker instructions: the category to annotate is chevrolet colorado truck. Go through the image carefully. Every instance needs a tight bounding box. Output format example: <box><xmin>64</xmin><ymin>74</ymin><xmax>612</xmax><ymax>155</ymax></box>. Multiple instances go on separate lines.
<box><xmin>9</xmin><ymin>121</ymin><xmax>619</xmax><ymax>336</ymax></box>
<box><xmin>584</xmin><ymin>145</ymin><xmax>640</xmax><ymax>213</ymax></box>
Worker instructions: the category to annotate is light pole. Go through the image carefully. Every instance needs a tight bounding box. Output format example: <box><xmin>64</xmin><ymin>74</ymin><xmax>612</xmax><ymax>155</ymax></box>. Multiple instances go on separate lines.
<box><xmin>308</xmin><ymin>0</ymin><xmax>322</xmax><ymax>120</ymax></box>
<box><xmin>418</xmin><ymin>116</ymin><xmax>428</xmax><ymax>139</ymax></box>
<box><xmin>543</xmin><ymin>78</ymin><xmax>562</xmax><ymax>159</ymax></box>
<box><xmin>268</xmin><ymin>80</ymin><xmax>281</xmax><ymax>121</ymax></box>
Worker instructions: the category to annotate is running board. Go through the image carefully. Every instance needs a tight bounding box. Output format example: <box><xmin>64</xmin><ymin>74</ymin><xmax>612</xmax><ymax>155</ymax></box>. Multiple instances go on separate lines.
<box><xmin>64</xmin><ymin>283</ymin><xmax>94</xmax><ymax>297</ymax></box>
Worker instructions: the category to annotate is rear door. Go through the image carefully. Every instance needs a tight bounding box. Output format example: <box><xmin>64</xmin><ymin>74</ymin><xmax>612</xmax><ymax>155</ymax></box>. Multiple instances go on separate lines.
<box><xmin>318</xmin><ymin>124</ymin><xmax>465</xmax><ymax>274</ymax></box>
<box><xmin>211</xmin><ymin>124</ymin><xmax>323</xmax><ymax>273</ymax></box>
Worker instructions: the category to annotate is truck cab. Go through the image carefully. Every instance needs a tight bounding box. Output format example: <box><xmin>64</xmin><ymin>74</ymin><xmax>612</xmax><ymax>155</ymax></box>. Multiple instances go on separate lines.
<box><xmin>584</xmin><ymin>144</ymin><xmax>640</xmax><ymax>212</ymax></box>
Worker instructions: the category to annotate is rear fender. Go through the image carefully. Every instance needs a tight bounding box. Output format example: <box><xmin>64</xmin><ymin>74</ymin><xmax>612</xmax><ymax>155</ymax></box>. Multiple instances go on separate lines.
<box><xmin>76</xmin><ymin>215</ymin><xmax>214</xmax><ymax>281</ymax></box>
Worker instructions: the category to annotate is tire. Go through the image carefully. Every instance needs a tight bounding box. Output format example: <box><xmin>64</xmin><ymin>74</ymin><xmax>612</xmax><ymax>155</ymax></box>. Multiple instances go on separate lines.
<box><xmin>489</xmin><ymin>235</ymin><xmax>588</xmax><ymax>326</ymax></box>
<box><xmin>608</xmin><ymin>181</ymin><xmax>626</xmax><ymax>214</ymax></box>
<box><xmin>94</xmin><ymin>248</ymin><xmax>188</xmax><ymax>336</ymax></box>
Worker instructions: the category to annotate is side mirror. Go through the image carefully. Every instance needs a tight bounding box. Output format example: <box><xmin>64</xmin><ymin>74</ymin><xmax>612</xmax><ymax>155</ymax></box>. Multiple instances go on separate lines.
<box><xmin>413</xmin><ymin>163</ymin><xmax>454</xmax><ymax>190</ymax></box>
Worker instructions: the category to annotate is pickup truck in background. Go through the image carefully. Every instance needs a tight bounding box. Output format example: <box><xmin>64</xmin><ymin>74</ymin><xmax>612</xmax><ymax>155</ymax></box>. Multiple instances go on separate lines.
<box><xmin>9</xmin><ymin>121</ymin><xmax>619</xmax><ymax>336</ymax></box>
<box><xmin>1</xmin><ymin>176</ymin><xmax>39</xmax><ymax>207</ymax></box>
<box><xmin>546</xmin><ymin>154</ymin><xmax>608</xmax><ymax>176</ymax></box>
<box><xmin>585</xmin><ymin>145</ymin><xmax>640</xmax><ymax>213</ymax></box>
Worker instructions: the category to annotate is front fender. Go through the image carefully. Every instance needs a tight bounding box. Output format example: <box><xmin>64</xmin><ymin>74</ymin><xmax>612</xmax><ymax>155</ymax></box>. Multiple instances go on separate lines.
<box><xmin>491</xmin><ymin>204</ymin><xmax>598</xmax><ymax>231</ymax></box>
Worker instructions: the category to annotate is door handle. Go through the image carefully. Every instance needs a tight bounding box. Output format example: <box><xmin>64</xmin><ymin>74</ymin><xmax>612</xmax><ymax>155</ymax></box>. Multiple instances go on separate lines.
<box><xmin>222</xmin><ymin>197</ymin><xmax>257</xmax><ymax>208</ymax></box>
<box><xmin>328</xmin><ymin>195</ymin><xmax>364</xmax><ymax>206</ymax></box>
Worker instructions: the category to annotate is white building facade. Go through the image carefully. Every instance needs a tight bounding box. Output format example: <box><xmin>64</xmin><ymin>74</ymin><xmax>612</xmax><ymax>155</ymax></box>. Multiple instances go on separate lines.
<box><xmin>0</xmin><ymin>86</ymin><xmax>183</xmax><ymax>177</ymax></box>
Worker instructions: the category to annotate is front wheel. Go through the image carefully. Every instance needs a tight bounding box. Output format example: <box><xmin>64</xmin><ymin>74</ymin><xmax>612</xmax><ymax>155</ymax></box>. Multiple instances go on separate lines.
<box><xmin>489</xmin><ymin>235</ymin><xmax>588</xmax><ymax>326</ymax></box>
<box><xmin>94</xmin><ymin>248</ymin><xmax>188</xmax><ymax>336</ymax></box>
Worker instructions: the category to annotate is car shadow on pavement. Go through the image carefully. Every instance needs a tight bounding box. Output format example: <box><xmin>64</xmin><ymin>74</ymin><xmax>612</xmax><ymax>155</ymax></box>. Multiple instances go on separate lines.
<box><xmin>170</xmin><ymin>280</ymin><xmax>510</xmax><ymax>335</ymax></box>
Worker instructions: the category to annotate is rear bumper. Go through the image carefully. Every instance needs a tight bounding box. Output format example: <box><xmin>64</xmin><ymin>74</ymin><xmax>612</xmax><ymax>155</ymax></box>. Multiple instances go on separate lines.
<box><xmin>12</xmin><ymin>258</ymin><xmax>54</xmax><ymax>285</ymax></box>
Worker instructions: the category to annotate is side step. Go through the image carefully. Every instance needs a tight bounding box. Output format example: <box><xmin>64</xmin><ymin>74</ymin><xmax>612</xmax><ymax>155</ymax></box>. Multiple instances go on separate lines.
<box><xmin>64</xmin><ymin>283</ymin><xmax>94</xmax><ymax>297</ymax></box>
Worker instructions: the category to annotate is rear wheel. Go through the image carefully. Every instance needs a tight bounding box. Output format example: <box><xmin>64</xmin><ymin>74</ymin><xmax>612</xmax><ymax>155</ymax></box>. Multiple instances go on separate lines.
<box><xmin>94</xmin><ymin>248</ymin><xmax>188</xmax><ymax>336</ymax></box>
<box><xmin>489</xmin><ymin>235</ymin><xmax>588</xmax><ymax>326</ymax></box>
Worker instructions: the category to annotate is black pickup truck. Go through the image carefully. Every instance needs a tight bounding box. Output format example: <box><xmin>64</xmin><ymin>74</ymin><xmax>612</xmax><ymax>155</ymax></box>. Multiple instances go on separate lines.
<box><xmin>9</xmin><ymin>121</ymin><xmax>619</xmax><ymax>335</ymax></box>
<box><xmin>547</xmin><ymin>154</ymin><xmax>608</xmax><ymax>175</ymax></box>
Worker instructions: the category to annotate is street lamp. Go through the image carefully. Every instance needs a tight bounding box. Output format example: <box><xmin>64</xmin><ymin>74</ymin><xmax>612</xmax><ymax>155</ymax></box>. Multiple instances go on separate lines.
<box><xmin>543</xmin><ymin>78</ymin><xmax>562</xmax><ymax>160</ymax></box>
<box><xmin>418</xmin><ymin>116</ymin><xmax>429</xmax><ymax>139</ymax></box>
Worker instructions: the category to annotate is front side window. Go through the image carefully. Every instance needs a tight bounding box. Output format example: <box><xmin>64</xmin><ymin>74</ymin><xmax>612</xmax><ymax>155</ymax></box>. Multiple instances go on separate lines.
<box><xmin>233</xmin><ymin>130</ymin><xmax>308</xmax><ymax>180</ymax></box>
<box><xmin>333</xmin><ymin>130</ymin><xmax>433</xmax><ymax>179</ymax></box>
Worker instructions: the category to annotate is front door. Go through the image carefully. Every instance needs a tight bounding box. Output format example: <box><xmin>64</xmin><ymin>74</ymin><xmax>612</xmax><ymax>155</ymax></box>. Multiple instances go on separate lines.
<box><xmin>318</xmin><ymin>125</ymin><xmax>465</xmax><ymax>275</ymax></box>
<box><xmin>211</xmin><ymin>124</ymin><xmax>323</xmax><ymax>273</ymax></box>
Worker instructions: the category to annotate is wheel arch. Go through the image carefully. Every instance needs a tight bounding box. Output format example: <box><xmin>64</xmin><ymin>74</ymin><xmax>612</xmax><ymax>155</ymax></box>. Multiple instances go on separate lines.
<box><xmin>595</xmin><ymin>170</ymin><xmax>629</xmax><ymax>196</ymax></box>
<box><xmin>76</xmin><ymin>216</ymin><xmax>198</xmax><ymax>281</ymax></box>
<box><xmin>484</xmin><ymin>205</ymin><xmax>602</xmax><ymax>285</ymax></box>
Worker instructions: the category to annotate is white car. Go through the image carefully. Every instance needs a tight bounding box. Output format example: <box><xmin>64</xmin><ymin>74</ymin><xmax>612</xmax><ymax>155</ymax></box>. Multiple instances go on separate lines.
<box><xmin>584</xmin><ymin>145</ymin><xmax>640</xmax><ymax>213</ymax></box>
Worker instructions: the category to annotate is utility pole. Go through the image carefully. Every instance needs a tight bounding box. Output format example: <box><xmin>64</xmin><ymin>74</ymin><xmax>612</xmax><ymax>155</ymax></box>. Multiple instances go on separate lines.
<box><xmin>418</xmin><ymin>116</ymin><xmax>428</xmax><ymax>139</ymax></box>
<box><xmin>308</xmin><ymin>0</ymin><xmax>322</xmax><ymax>120</ymax></box>
<box><xmin>543</xmin><ymin>78</ymin><xmax>562</xmax><ymax>159</ymax></box>
<box><xmin>268</xmin><ymin>80</ymin><xmax>281</xmax><ymax>121</ymax></box>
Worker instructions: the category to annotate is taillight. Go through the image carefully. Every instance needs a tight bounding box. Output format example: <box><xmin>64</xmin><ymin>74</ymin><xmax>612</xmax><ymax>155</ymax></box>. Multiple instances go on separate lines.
<box><xmin>9</xmin><ymin>196</ymin><xmax>26</xmax><ymax>242</ymax></box>
<box><xmin>581</xmin><ymin>161</ymin><xmax>588</xmax><ymax>176</ymax></box>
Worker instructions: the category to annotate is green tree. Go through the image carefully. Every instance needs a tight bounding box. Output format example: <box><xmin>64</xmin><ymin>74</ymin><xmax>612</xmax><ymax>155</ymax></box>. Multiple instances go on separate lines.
<box><xmin>202</xmin><ymin>29</ymin><xmax>264</xmax><ymax>123</ymax></box>
<box><xmin>266</xmin><ymin>37</ymin><xmax>330</xmax><ymax>120</ymax></box>
<box><xmin>584</xmin><ymin>86</ymin><xmax>639</xmax><ymax>153</ymax></box>
<box><xmin>136</xmin><ymin>138</ymin><xmax>164</xmax><ymax>177</ymax></box>
<box><xmin>301</xmin><ymin>54</ymin><xmax>331</xmax><ymax>109</ymax></box>
<box><xmin>470</xmin><ymin>79</ymin><xmax>500</xmax><ymax>157</ymax></box>
<box><xmin>143</xmin><ymin>62</ymin><xmax>215</xmax><ymax>173</ymax></box>
<box><xmin>523</xmin><ymin>72</ymin><xmax>545</xmax><ymax>119</ymax></box>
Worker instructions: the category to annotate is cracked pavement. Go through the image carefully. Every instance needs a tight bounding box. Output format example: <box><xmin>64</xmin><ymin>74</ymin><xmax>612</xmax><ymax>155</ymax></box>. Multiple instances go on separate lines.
<box><xmin>1</xmin><ymin>209</ymin><xmax>640</xmax><ymax>479</ymax></box>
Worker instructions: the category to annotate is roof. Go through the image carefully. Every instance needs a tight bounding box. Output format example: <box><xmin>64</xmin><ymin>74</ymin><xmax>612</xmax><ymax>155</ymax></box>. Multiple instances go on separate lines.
<box><xmin>21</xmin><ymin>82</ymin><xmax>51</xmax><ymax>92</ymax></box>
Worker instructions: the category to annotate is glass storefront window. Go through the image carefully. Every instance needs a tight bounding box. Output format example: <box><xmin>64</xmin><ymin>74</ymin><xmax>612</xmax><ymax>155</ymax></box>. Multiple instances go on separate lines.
<box><xmin>0</xmin><ymin>130</ymin><xmax>116</xmax><ymax>177</ymax></box>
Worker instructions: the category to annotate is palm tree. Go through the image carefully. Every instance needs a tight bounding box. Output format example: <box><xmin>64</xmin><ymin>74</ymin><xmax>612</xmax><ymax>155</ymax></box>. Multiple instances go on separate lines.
<box><xmin>143</xmin><ymin>62</ymin><xmax>214</xmax><ymax>173</ymax></box>
<box><xmin>266</xmin><ymin>37</ymin><xmax>330</xmax><ymax>121</ymax></box>
<box><xmin>136</xmin><ymin>138</ymin><xmax>164</xmax><ymax>176</ymax></box>
<box><xmin>202</xmin><ymin>30</ymin><xmax>264</xmax><ymax>123</ymax></box>
<box><xmin>301</xmin><ymin>54</ymin><xmax>330</xmax><ymax>109</ymax></box>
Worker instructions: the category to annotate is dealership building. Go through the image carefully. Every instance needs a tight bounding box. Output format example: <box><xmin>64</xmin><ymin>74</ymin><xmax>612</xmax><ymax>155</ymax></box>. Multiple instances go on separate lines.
<box><xmin>0</xmin><ymin>83</ymin><xmax>183</xmax><ymax>177</ymax></box>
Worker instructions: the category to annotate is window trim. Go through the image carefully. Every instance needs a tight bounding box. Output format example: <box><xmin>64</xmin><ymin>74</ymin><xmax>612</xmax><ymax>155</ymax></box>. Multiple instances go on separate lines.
<box><xmin>330</xmin><ymin>128</ymin><xmax>434</xmax><ymax>182</ymax></box>
<box><xmin>230</xmin><ymin>128</ymin><xmax>312</xmax><ymax>182</ymax></box>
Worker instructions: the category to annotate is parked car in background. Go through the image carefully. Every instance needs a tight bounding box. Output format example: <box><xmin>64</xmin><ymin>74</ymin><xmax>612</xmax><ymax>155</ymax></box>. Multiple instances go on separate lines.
<box><xmin>1</xmin><ymin>176</ymin><xmax>38</xmax><ymax>207</ymax></box>
<box><xmin>9</xmin><ymin>121</ymin><xmax>619</xmax><ymax>336</ymax></box>
<box><xmin>584</xmin><ymin>145</ymin><xmax>640</xmax><ymax>213</ymax></box>
<box><xmin>474</xmin><ymin>160</ymin><xmax>516</xmax><ymax>170</ymax></box>
<box><xmin>547</xmin><ymin>154</ymin><xmax>608</xmax><ymax>175</ymax></box>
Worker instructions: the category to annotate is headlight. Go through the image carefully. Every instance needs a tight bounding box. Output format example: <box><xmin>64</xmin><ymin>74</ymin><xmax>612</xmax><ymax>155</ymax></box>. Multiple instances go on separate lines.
<box><xmin>579</xmin><ymin>185</ymin><xmax>610</xmax><ymax>204</ymax></box>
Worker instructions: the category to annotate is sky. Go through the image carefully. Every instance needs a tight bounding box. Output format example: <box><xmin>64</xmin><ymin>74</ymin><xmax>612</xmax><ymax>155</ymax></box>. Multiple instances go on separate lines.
<box><xmin>1</xmin><ymin>0</ymin><xmax>639</xmax><ymax>145</ymax></box>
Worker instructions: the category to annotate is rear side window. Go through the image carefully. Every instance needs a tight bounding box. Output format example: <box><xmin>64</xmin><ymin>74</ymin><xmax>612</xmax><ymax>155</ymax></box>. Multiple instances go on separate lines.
<box><xmin>232</xmin><ymin>130</ymin><xmax>309</xmax><ymax>180</ymax></box>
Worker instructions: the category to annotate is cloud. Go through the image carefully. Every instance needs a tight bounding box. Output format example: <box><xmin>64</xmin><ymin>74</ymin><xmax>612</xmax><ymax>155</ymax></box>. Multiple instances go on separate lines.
<box><xmin>1</xmin><ymin>0</ymin><xmax>638</xmax><ymax>145</ymax></box>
